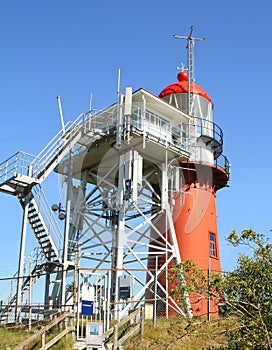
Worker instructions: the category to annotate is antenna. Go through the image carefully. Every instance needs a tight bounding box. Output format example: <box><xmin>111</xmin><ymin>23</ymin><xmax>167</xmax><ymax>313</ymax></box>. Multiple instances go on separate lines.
<box><xmin>57</xmin><ymin>96</ymin><xmax>65</xmax><ymax>134</ymax></box>
<box><xmin>89</xmin><ymin>93</ymin><xmax>93</xmax><ymax>112</ymax></box>
<box><xmin>173</xmin><ymin>26</ymin><xmax>206</xmax><ymax>115</ymax></box>
<box><xmin>116</xmin><ymin>68</ymin><xmax>122</xmax><ymax>148</ymax></box>
<box><xmin>117</xmin><ymin>68</ymin><xmax>121</xmax><ymax>97</ymax></box>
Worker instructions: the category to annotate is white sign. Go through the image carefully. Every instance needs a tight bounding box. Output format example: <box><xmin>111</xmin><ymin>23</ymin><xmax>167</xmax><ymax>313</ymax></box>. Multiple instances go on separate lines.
<box><xmin>86</xmin><ymin>322</ymin><xmax>103</xmax><ymax>347</ymax></box>
<box><xmin>82</xmin><ymin>285</ymin><xmax>95</xmax><ymax>301</ymax></box>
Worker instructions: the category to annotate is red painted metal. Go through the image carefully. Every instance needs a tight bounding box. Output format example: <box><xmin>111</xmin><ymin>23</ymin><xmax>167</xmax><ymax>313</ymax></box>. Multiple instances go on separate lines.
<box><xmin>159</xmin><ymin>71</ymin><xmax>213</xmax><ymax>106</ymax></box>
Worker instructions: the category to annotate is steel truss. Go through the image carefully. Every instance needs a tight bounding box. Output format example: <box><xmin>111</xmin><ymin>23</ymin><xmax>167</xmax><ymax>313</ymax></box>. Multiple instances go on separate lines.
<box><xmin>61</xmin><ymin>144</ymin><xmax>190</xmax><ymax>320</ymax></box>
<box><xmin>0</xmin><ymin>88</ymin><xmax>203</xmax><ymax>322</ymax></box>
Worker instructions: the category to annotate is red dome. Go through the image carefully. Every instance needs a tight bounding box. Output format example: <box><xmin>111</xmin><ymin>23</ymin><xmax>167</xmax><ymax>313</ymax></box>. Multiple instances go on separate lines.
<box><xmin>159</xmin><ymin>71</ymin><xmax>213</xmax><ymax>106</ymax></box>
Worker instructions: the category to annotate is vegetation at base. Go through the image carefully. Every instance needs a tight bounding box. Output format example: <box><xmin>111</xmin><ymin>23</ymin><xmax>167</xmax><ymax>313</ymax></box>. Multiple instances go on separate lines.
<box><xmin>166</xmin><ymin>229</ymin><xmax>272</xmax><ymax>349</ymax></box>
<box><xmin>0</xmin><ymin>324</ymin><xmax>75</xmax><ymax>350</ymax></box>
<box><xmin>0</xmin><ymin>229</ymin><xmax>271</xmax><ymax>349</ymax></box>
<box><xmin>223</xmin><ymin>229</ymin><xmax>272</xmax><ymax>349</ymax></box>
<box><xmin>0</xmin><ymin>325</ymin><xmax>30</xmax><ymax>349</ymax></box>
<box><xmin>126</xmin><ymin>317</ymin><xmax>233</xmax><ymax>350</ymax></box>
<box><xmin>49</xmin><ymin>334</ymin><xmax>75</xmax><ymax>350</ymax></box>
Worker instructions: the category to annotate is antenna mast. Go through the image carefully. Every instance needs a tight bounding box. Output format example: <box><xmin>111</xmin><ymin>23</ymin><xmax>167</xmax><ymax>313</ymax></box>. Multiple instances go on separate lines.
<box><xmin>57</xmin><ymin>96</ymin><xmax>65</xmax><ymax>134</ymax></box>
<box><xmin>173</xmin><ymin>26</ymin><xmax>205</xmax><ymax>116</ymax></box>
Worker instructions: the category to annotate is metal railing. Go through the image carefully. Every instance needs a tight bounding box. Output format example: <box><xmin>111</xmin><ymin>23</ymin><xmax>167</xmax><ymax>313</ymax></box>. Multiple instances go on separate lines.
<box><xmin>0</xmin><ymin>248</ymin><xmax>46</xmax><ymax>323</ymax></box>
<box><xmin>0</xmin><ymin>106</ymin><xmax>226</xmax><ymax>187</ymax></box>
<box><xmin>131</xmin><ymin>105</ymin><xmax>191</xmax><ymax>155</ymax></box>
<box><xmin>30</xmin><ymin>109</ymin><xmax>118</xmax><ymax>179</ymax></box>
<box><xmin>215</xmin><ymin>154</ymin><xmax>231</xmax><ymax>177</ymax></box>
<box><xmin>193</xmin><ymin>116</ymin><xmax>223</xmax><ymax>148</ymax></box>
<box><xmin>32</xmin><ymin>185</ymin><xmax>63</xmax><ymax>255</ymax></box>
<box><xmin>31</xmin><ymin>113</ymin><xmax>87</xmax><ymax>178</ymax></box>
<box><xmin>0</xmin><ymin>151</ymin><xmax>36</xmax><ymax>185</ymax></box>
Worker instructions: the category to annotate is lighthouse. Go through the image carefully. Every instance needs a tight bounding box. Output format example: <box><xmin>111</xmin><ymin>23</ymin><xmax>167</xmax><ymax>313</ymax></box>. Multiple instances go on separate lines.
<box><xmin>0</xmin><ymin>27</ymin><xmax>229</xmax><ymax>323</ymax></box>
<box><xmin>158</xmin><ymin>69</ymin><xmax>229</xmax><ymax>316</ymax></box>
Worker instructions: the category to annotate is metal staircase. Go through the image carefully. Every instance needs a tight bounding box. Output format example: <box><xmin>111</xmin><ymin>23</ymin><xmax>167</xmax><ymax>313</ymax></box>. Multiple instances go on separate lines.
<box><xmin>0</xmin><ymin>184</ymin><xmax>65</xmax><ymax>323</ymax></box>
<box><xmin>0</xmin><ymin>110</ymin><xmax>98</xmax><ymax>192</ymax></box>
<box><xmin>0</xmin><ymin>104</ymin><xmax>195</xmax><ymax>322</ymax></box>
<box><xmin>0</xmin><ymin>254</ymin><xmax>46</xmax><ymax>323</ymax></box>
<box><xmin>26</xmin><ymin>186</ymin><xmax>63</xmax><ymax>263</ymax></box>
<box><xmin>0</xmin><ymin>112</ymin><xmax>100</xmax><ymax>321</ymax></box>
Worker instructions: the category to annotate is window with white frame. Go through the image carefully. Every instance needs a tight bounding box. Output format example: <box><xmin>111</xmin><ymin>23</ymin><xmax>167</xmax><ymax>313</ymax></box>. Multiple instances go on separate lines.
<box><xmin>209</xmin><ymin>232</ymin><xmax>217</xmax><ymax>257</ymax></box>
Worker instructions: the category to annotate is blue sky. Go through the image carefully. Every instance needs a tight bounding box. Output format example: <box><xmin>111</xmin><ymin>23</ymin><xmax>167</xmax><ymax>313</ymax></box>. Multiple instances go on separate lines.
<box><xmin>0</xmin><ymin>0</ymin><xmax>272</xmax><ymax>280</ymax></box>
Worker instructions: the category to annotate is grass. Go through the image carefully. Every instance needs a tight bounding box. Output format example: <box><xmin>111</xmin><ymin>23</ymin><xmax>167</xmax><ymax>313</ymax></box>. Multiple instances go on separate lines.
<box><xmin>0</xmin><ymin>325</ymin><xmax>31</xmax><ymax>349</ymax></box>
<box><xmin>0</xmin><ymin>316</ymin><xmax>235</xmax><ymax>350</ymax></box>
<box><xmin>0</xmin><ymin>323</ymin><xmax>75</xmax><ymax>350</ymax></box>
<box><xmin>125</xmin><ymin>317</ymin><xmax>235</xmax><ymax>350</ymax></box>
<box><xmin>50</xmin><ymin>334</ymin><xmax>75</xmax><ymax>350</ymax></box>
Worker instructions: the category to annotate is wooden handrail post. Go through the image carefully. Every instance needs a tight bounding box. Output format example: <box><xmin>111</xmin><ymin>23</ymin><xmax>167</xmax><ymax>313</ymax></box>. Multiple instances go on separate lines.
<box><xmin>41</xmin><ymin>332</ymin><xmax>45</xmax><ymax>347</ymax></box>
<box><xmin>140</xmin><ymin>306</ymin><xmax>144</xmax><ymax>339</ymax></box>
<box><xmin>113</xmin><ymin>324</ymin><xmax>118</xmax><ymax>350</ymax></box>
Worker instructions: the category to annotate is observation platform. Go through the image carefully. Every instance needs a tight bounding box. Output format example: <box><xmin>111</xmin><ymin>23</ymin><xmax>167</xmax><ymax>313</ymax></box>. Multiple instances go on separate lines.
<box><xmin>0</xmin><ymin>88</ymin><xmax>229</xmax><ymax>195</ymax></box>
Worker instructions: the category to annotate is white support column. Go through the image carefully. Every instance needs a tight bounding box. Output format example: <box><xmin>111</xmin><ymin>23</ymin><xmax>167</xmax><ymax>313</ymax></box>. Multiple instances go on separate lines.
<box><xmin>15</xmin><ymin>198</ymin><xmax>29</xmax><ymax>322</ymax></box>
<box><xmin>106</xmin><ymin>269</ymin><xmax>111</xmax><ymax>332</ymax></box>
<box><xmin>113</xmin><ymin>150</ymin><xmax>136</xmax><ymax>320</ymax></box>
<box><xmin>124</xmin><ymin>87</ymin><xmax>132</xmax><ymax>144</ymax></box>
<box><xmin>116</xmin><ymin>93</ymin><xmax>124</xmax><ymax>148</ymax></box>
<box><xmin>161</xmin><ymin>158</ymin><xmax>193</xmax><ymax>318</ymax></box>
<box><xmin>112</xmin><ymin>153</ymin><xmax>125</xmax><ymax>320</ymax></box>
<box><xmin>132</xmin><ymin>151</ymin><xmax>142</xmax><ymax>203</ymax></box>
<box><xmin>61</xmin><ymin>148</ymin><xmax>73</xmax><ymax>310</ymax></box>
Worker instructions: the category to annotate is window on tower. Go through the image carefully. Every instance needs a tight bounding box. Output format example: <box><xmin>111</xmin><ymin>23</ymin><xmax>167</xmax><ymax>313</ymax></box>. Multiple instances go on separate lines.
<box><xmin>209</xmin><ymin>232</ymin><xmax>217</xmax><ymax>258</ymax></box>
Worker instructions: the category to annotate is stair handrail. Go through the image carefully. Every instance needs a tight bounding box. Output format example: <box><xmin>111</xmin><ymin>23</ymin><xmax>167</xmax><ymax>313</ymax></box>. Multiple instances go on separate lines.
<box><xmin>30</xmin><ymin>117</ymin><xmax>82</xmax><ymax>178</ymax></box>
<box><xmin>30</xmin><ymin>108</ymin><xmax>119</xmax><ymax>180</ymax></box>
<box><xmin>32</xmin><ymin>185</ymin><xmax>64</xmax><ymax>255</ymax></box>
<box><xmin>0</xmin><ymin>272</ymin><xmax>18</xmax><ymax>308</ymax></box>
<box><xmin>0</xmin><ymin>251</ymin><xmax>46</xmax><ymax>322</ymax></box>
<box><xmin>1</xmin><ymin>108</ymin><xmax>117</xmax><ymax>185</ymax></box>
<box><xmin>30</xmin><ymin>111</ymin><xmax>100</xmax><ymax>179</ymax></box>
<box><xmin>104</xmin><ymin>306</ymin><xmax>144</xmax><ymax>348</ymax></box>
<box><xmin>13</xmin><ymin>312</ymin><xmax>74</xmax><ymax>350</ymax></box>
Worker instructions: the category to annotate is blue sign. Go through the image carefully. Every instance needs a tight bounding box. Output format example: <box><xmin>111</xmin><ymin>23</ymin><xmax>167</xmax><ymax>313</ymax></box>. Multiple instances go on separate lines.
<box><xmin>119</xmin><ymin>286</ymin><xmax>131</xmax><ymax>299</ymax></box>
<box><xmin>81</xmin><ymin>300</ymin><xmax>94</xmax><ymax>316</ymax></box>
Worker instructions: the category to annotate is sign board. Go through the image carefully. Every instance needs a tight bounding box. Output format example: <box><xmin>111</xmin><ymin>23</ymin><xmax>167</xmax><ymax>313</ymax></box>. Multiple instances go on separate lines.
<box><xmin>82</xmin><ymin>300</ymin><xmax>94</xmax><ymax>316</ymax></box>
<box><xmin>86</xmin><ymin>322</ymin><xmax>103</xmax><ymax>347</ymax></box>
<box><xmin>82</xmin><ymin>285</ymin><xmax>95</xmax><ymax>301</ymax></box>
<box><xmin>119</xmin><ymin>286</ymin><xmax>131</xmax><ymax>299</ymax></box>
<box><xmin>119</xmin><ymin>275</ymin><xmax>131</xmax><ymax>299</ymax></box>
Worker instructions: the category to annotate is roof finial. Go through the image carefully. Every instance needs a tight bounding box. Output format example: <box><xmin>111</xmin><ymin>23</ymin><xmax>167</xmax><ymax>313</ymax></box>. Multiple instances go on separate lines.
<box><xmin>177</xmin><ymin>62</ymin><xmax>187</xmax><ymax>72</ymax></box>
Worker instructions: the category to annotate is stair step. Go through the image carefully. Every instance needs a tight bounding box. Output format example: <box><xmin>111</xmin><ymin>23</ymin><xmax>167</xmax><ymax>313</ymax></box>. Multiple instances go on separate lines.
<box><xmin>36</xmin><ymin>231</ymin><xmax>47</xmax><ymax>236</ymax></box>
<box><xmin>40</xmin><ymin>241</ymin><xmax>50</xmax><ymax>247</ymax></box>
<box><xmin>44</xmin><ymin>250</ymin><xmax>56</xmax><ymax>255</ymax></box>
<box><xmin>35</xmin><ymin>228</ymin><xmax>46</xmax><ymax>234</ymax></box>
<box><xmin>30</xmin><ymin>219</ymin><xmax>41</xmax><ymax>224</ymax></box>
<box><xmin>33</xmin><ymin>223</ymin><xmax>43</xmax><ymax>229</ymax></box>
<box><xmin>42</xmin><ymin>246</ymin><xmax>55</xmax><ymax>252</ymax></box>
<box><xmin>28</xmin><ymin>204</ymin><xmax>36</xmax><ymax>213</ymax></box>
<box><xmin>43</xmin><ymin>250</ymin><xmax>56</xmax><ymax>256</ymax></box>
<box><xmin>40</xmin><ymin>242</ymin><xmax>53</xmax><ymax>248</ymax></box>
<box><xmin>41</xmin><ymin>245</ymin><xmax>51</xmax><ymax>250</ymax></box>
<box><xmin>28</xmin><ymin>214</ymin><xmax>38</xmax><ymax>220</ymax></box>
<box><xmin>36</xmin><ymin>234</ymin><xmax>48</xmax><ymax>240</ymax></box>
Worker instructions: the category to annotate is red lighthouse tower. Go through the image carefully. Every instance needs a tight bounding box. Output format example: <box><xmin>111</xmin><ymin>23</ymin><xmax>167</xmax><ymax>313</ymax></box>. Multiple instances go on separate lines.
<box><xmin>144</xmin><ymin>28</ymin><xmax>230</xmax><ymax>318</ymax></box>
<box><xmin>159</xmin><ymin>69</ymin><xmax>229</xmax><ymax>316</ymax></box>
